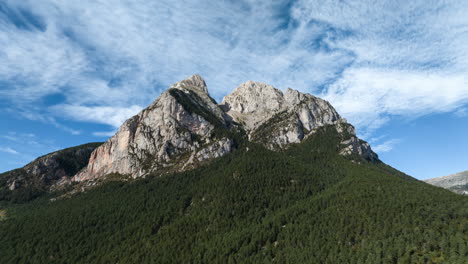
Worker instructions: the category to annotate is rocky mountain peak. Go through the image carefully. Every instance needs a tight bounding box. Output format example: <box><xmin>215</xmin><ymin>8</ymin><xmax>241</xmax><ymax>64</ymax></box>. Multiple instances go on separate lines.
<box><xmin>170</xmin><ymin>74</ymin><xmax>209</xmax><ymax>94</ymax></box>
<box><xmin>67</xmin><ymin>75</ymin><xmax>379</xmax><ymax>183</ymax></box>
<box><xmin>74</xmin><ymin>75</ymin><xmax>231</xmax><ymax>182</ymax></box>
<box><xmin>221</xmin><ymin>81</ymin><xmax>341</xmax><ymax>133</ymax></box>
<box><xmin>221</xmin><ymin>81</ymin><xmax>284</xmax><ymax>114</ymax></box>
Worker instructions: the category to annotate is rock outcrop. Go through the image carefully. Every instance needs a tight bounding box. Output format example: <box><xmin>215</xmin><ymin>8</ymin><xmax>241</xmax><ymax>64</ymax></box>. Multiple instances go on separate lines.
<box><xmin>1</xmin><ymin>75</ymin><xmax>380</xmax><ymax>192</ymax></box>
<box><xmin>69</xmin><ymin>75</ymin><xmax>379</xmax><ymax>182</ymax></box>
<box><xmin>221</xmin><ymin>82</ymin><xmax>341</xmax><ymax>148</ymax></box>
<box><xmin>424</xmin><ymin>171</ymin><xmax>468</xmax><ymax>195</ymax></box>
<box><xmin>221</xmin><ymin>82</ymin><xmax>340</xmax><ymax>132</ymax></box>
<box><xmin>0</xmin><ymin>143</ymin><xmax>101</xmax><ymax>192</ymax></box>
<box><xmin>74</xmin><ymin>75</ymin><xmax>234</xmax><ymax>181</ymax></box>
<box><xmin>221</xmin><ymin>81</ymin><xmax>377</xmax><ymax>162</ymax></box>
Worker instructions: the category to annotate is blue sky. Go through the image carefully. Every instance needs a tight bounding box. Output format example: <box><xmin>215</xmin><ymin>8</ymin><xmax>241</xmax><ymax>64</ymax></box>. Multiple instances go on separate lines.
<box><xmin>0</xmin><ymin>0</ymin><xmax>467</xmax><ymax>180</ymax></box>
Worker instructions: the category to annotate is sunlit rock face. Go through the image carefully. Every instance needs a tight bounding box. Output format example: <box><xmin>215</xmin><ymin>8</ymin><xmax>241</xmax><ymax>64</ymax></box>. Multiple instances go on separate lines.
<box><xmin>74</xmin><ymin>75</ymin><xmax>378</xmax><ymax>182</ymax></box>
<box><xmin>74</xmin><ymin>75</ymin><xmax>233</xmax><ymax>181</ymax></box>
<box><xmin>222</xmin><ymin>81</ymin><xmax>341</xmax><ymax>149</ymax></box>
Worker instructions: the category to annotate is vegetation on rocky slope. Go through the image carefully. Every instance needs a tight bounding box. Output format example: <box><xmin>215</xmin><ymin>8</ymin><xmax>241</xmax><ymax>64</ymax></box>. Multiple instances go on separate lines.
<box><xmin>0</xmin><ymin>142</ymin><xmax>102</xmax><ymax>202</ymax></box>
<box><xmin>0</xmin><ymin>127</ymin><xmax>466</xmax><ymax>263</ymax></box>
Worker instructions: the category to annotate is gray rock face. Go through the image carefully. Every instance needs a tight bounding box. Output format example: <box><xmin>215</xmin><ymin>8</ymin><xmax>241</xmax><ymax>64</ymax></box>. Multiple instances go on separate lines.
<box><xmin>0</xmin><ymin>143</ymin><xmax>101</xmax><ymax>192</ymax></box>
<box><xmin>74</xmin><ymin>75</ymin><xmax>233</xmax><ymax>181</ymax></box>
<box><xmin>73</xmin><ymin>75</ymin><xmax>378</xmax><ymax>182</ymax></box>
<box><xmin>221</xmin><ymin>82</ymin><xmax>341</xmax><ymax>135</ymax></box>
<box><xmin>221</xmin><ymin>81</ymin><xmax>374</xmax><ymax>161</ymax></box>
<box><xmin>424</xmin><ymin>171</ymin><xmax>468</xmax><ymax>195</ymax></box>
<box><xmin>340</xmin><ymin>137</ymin><xmax>379</xmax><ymax>162</ymax></box>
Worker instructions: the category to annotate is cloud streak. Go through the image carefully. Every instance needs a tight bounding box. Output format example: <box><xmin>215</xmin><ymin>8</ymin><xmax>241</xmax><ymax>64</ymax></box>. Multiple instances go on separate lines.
<box><xmin>372</xmin><ymin>139</ymin><xmax>401</xmax><ymax>154</ymax></box>
<box><xmin>0</xmin><ymin>147</ymin><xmax>19</xmax><ymax>155</ymax></box>
<box><xmin>0</xmin><ymin>0</ymin><xmax>466</xmax><ymax>142</ymax></box>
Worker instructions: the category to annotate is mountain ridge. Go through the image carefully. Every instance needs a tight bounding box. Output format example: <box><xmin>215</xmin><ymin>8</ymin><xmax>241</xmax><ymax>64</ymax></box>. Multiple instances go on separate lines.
<box><xmin>1</xmin><ymin>76</ymin><xmax>467</xmax><ymax>263</ymax></box>
<box><xmin>1</xmin><ymin>75</ymin><xmax>379</xmax><ymax>193</ymax></box>
<box><xmin>72</xmin><ymin>74</ymin><xmax>378</xmax><ymax>183</ymax></box>
<box><xmin>425</xmin><ymin>170</ymin><xmax>468</xmax><ymax>195</ymax></box>
<box><xmin>0</xmin><ymin>142</ymin><xmax>102</xmax><ymax>202</ymax></box>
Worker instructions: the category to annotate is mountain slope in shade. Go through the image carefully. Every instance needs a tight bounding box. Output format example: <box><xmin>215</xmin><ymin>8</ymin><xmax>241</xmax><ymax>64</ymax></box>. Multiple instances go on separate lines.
<box><xmin>0</xmin><ymin>142</ymin><xmax>102</xmax><ymax>202</ymax></box>
<box><xmin>425</xmin><ymin>171</ymin><xmax>468</xmax><ymax>195</ymax></box>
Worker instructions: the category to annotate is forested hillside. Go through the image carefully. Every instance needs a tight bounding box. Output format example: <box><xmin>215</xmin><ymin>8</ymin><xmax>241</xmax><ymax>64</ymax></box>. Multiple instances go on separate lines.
<box><xmin>0</xmin><ymin>142</ymin><xmax>102</xmax><ymax>202</ymax></box>
<box><xmin>0</xmin><ymin>126</ymin><xmax>466</xmax><ymax>263</ymax></box>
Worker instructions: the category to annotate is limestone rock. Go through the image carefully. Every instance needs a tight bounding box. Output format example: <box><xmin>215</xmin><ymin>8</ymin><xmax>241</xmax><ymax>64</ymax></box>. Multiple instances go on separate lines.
<box><xmin>195</xmin><ymin>138</ymin><xmax>234</xmax><ymax>162</ymax></box>
<box><xmin>74</xmin><ymin>75</ymin><xmax>233</xmax><ymax>181</ymax></box>
<box><xmin>9</xmin><ymin>180</ymin><xmax>17</xmax><ymax>191</ymax></box>
<box><xmin>424</xmin><ymin>171</ymin><xmax>468</xmax><ymax>195</ymax></box>
<box><xmin>222</xmin><ymin>81</ymin><xmax>338</xmax><ymax>147</ymax></box>
<box><xmin>340</xmin><ymin>137</ymin><xmax>379</xmax><ymax>162</ymax></box>
<box><xmin>221</xmin><ymin>81</ymin><xmax>285</xmax><ymax>130</ymax></box>
<box><xmin>73</xmin><ymin>76</ymin><xmax>379</xmax><ymax>183</ymax></box>
<box><xmin>0</xmin><ymin>75</ymin><xmax>385</xmax><ymax>192</ymax></box>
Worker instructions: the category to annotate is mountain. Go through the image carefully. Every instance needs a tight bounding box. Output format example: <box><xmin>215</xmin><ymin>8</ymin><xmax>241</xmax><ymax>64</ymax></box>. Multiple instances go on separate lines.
<box><xmin>0</xmin><ymin>142</ymin><xmax>102</xmax><ymax>202</ymax></box>
<box><xmin>0</xmin><ymin>75</ymin><xmax>467</xmax><ymax>263</ymax></box>
<box><xmin>425</xmin><ymin>171</ymin><xmax>468</xmax><ymax>195</ymax></box>
<box><xmin>74</xmin><ymin>75</ymin><xmax>377</xmax><ymax>183</ymax></box>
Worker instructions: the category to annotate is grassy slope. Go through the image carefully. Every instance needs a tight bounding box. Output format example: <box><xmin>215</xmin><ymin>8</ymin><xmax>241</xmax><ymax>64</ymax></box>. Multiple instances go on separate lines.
<box><xmin>0</xmin><ymin>127</ymin><xmax>466</xmax><ymax>264</ymax></box>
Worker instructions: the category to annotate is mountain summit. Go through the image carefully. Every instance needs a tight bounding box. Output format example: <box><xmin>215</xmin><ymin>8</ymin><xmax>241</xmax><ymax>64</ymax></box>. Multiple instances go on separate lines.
<box><xmin>74</xmin><ymin>75</ymin><xmax>378</xmax><ymax>182</ymax></box>
<box><xmin>1</xmin><ymin>75</ymin><xmax>467</xmax><ymax>264</ymax></box>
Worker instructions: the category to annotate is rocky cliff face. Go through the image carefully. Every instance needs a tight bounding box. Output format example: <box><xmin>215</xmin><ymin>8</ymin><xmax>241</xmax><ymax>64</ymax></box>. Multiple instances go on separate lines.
<box><xmin>0</xmin><ymin>143</ymin><xmax>101</xmax><ymax>192</ymax></box>
<box><xmin>222</xmin><ymin>81</ymin><xmax>340</xmax><ymax>149</ymax></box>
<box><xmin>424</xmin><ymin>171</ymin><xmax>468</xmax><ymax>195</ymax></box>
<box><xmin>221</xmin><ymin>81</ymin><xmax>378</xmax><ymax>161</ymax></box>
<box><xmin>73</xmin><ymin>75</ymin><xmax>378</xmax><ymax>182</ymax></box>
<box><xmin>74</xmin><ymin>75</ymin><xmax>235</xmax><ymax>182</ymax></box>
<box><xmin>221</xmin><ymin>82</ymin><xmax>340</xmax><ymax>133</ymax></box>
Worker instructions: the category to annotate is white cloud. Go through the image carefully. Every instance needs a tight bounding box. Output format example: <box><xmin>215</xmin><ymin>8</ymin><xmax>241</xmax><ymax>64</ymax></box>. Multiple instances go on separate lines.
<box><xmin>92</xmin><ymin>131</ymin><xmax>117</xmax><ymax>138</ymax></box>
<box><xmin>1</xmin><ymin>132</ymin><xmax>37</xmax><ymax>144</ymax></box>
<box><xmin>323</xmin><ymin>68</ymin><xmax>468</xmax><ymax>135</ymax></box>
<box><xmin>49</xmin><ymin>119</ymin><xmax>82</xmax><ymax>136</ymax></box>
<box><xmin>292</xmin><ymin>0</ymin><xmax>468</xmax><ymax>135</ymax></box>
<box><xmin>0</xmin><ymin>0</ymin><xmax>466</xmax><ymax>139</ymax></box>
<box><xmin>0</xmin><ymin>147</ymin><xmax>19</xmax><ymax>155</ymax></box>
<box><xmin>372</xmin><ymin>139</ymin><xmax>401</xmax><ymax>153</ymax></box>
<box><xmin>51</xmin><ymin>105</ymin><xmax>143</xmax><ymax>128</ymax></box>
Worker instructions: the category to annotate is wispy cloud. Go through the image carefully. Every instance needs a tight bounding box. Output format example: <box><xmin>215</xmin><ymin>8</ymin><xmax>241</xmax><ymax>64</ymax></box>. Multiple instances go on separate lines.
<box><xmin>323</xmin><ymin>68</ymin><xmax>468</xmax><ymax>136</ymax></box>
<box><xmin>292</xmin><ymin>0</ymin><xmax>468</xmax><ymax>135</ymax></box>
<box><xmin>0</xmin><ymin>0</ymin><xmax>467</xmax><ymax>141</ymax></box>
<box><xmin>372</xmin><ymin>139</ymin><xmax>401</xmax><ymax>153</ymax></box>
<box><xmin>0</xmin><ymin>147</ymin><xmax>19</xmax><ymax>155</ymax></box>
<box><xmin>0</xmin><ymin>132</ymin><xmax>60</xmax><ymax>171</ymax></box>
<box><xmin>1</xmin><ymin>132</ymin><xmax>37</xmax><ymax>144</ymax></box>
<box><xmin>51</xmin><ymin>105</ymin><xmax>143</xmax><ymax>128</ymax></box>
<box><xmin>9</xmin><ymin>108</ymin><xmax>82</xmax><ymax>135</ymax></box>
<box><xmin>455</xmin><ymin>108</ymin><xmax>468</xmax><ymax>117</ymax></box>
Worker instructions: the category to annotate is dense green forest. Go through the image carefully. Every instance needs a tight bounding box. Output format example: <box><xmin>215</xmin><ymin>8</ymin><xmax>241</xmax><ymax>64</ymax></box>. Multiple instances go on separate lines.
<box><xmin>0</xmin><ymin>126</ymin><xmax>467</xmax><ymax>263</ymax></box>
